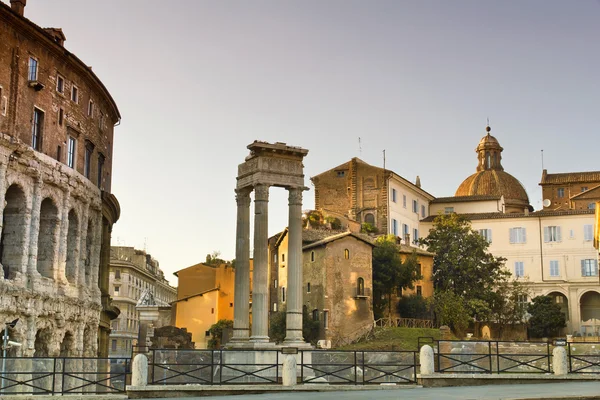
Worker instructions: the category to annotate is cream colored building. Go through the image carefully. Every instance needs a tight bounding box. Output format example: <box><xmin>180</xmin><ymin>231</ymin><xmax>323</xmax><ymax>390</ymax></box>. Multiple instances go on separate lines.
<box><xmin>423</xmin><ymin>126</ymin><xmax>599</xmax><ymax>337</ymax></box>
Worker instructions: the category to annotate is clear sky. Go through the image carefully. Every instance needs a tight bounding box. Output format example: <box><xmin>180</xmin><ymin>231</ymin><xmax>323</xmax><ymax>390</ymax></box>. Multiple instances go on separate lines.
<box><xmin>17</xmin><ymin>0</ymin><xmax>600</xmax><ymax>286</ymax></box>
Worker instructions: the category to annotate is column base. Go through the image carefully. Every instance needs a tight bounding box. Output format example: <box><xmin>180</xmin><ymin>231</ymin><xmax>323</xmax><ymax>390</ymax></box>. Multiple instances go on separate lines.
<box><xmin>227</xmin><ymin>340</ymin><xmax>278</xmax><ymax>350</ymax></box>
<box><xmin>282</xmin><ymin>339</ymin><xmax>313</xmax><ymax>349</ymax></box>
<box><xmin>249</xmin><ymin>336</ymin><xmax>270</xmax><ymax>343</ymax></box>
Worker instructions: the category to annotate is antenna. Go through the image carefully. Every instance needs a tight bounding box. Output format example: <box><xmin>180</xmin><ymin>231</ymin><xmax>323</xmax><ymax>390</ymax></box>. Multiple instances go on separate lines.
<box><xmin>541</xmin><ymin>149</ymin><xmax>544</xmax><ymax>170</ymax></box>
<box><xmin>358</xmin><ymin>137</ymin><xmax>362</xmax><ymax>157</ymax></box>
<box><xmin>144</xmin><ymin>237</ymin><xmax>148</xmax><ymax>252</ymax></box>
<box><xmin>383</xmin><ymin>150</ymin><xmax>386</xmax><ymax>170</ymax></box>
<box><xmin>487</xmin><ymin>117</ymin><xmax>490</xmax><ymax>126</ymax></box>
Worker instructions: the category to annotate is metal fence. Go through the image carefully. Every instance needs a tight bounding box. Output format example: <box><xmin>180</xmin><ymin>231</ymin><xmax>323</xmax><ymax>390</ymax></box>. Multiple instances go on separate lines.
<box><xmin>0</xmin><ymin>357</ymin><xmax>130</xmax><ymax>394</ymax></box>
<box><xmin>149</xmin><ymin>348</ymin><xmax>418</xmax><ymax>385</ymax></box>
<box><xmin>568</xmin><ymin>342</ymin><xmax>600</xmax><ymax>373</ymax></box>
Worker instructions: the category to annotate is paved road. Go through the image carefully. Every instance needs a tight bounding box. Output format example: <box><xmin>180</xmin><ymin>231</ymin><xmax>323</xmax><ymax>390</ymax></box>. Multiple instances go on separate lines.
<box><xmin>157</xmin><ymin>382</ymin><xmax>600</xmax><ymax>400</ymax></box>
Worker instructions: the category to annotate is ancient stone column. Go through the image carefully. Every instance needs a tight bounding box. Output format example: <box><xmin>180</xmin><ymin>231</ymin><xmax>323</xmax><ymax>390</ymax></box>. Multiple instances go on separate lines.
<box><xmin>250</xmin><ymin>184</ymin><xmax>269</xmax><ymax>343</ymax></box>
<box><xmin>27</xmin><ymin>175</ymin><xmax>43</xmax><ymax>275</ymax></box>
<box><xmin>284</xmin><ymin>187</ymin><xmax>305</xmax><ymax>345</ymax></box>
<box><xmin>79</xmin><ymin>202</ymin><xmax>90</xmax><ymax>286</ymax></box>
<box><xmin>57</xmin><ymin>187</ymin><xmax>71</xmax><ymax>283</ymax></box>
<box><xmin>231</xmin><ymin>189</ymin><xmax>251</xmax><ymax>343</ymax></box>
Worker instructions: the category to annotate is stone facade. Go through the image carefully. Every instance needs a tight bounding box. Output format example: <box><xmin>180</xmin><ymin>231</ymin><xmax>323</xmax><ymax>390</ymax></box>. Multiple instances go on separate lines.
<box><xmin>0</xmin><ymin>1</ymin><xmax>121</xmax><ymax>356</ymax></box>
<box><xmin>108</xmin><ymin>247</ymin><xmax>177</xmax><ymax>358</ymax></box>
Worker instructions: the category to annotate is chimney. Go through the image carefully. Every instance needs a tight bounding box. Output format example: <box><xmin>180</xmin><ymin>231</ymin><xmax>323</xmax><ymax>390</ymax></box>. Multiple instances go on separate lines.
<box><xmin>10</xmin><ymin>0</ymin><xmax>26</xmax><ymax>16</ymax></box>
<box><xmin>43</xmin><ymin>28</ymin><xmax>66</xmax><ymax>46</ymax></box>
<box><xmin>415</xmin><ymin>176</ymin><xmax>421</xmax><ymax>188</ymax></box>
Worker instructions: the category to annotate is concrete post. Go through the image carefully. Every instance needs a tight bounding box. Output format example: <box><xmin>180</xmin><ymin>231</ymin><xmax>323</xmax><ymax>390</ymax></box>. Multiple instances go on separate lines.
<box><xmin>282</xmin><ymin>354</ymin><xmax>297</xmax><ymax>386</ymax></box>
<box><xmin>420</xmin><ymin>345</ymin><xmax>435</xmax><ymax>375</ymax></box>
<box><xmin>251</xmin><ymin>184</ymin><xmax>269</xmax><ymax>343</ymax></box>
<box><xmin>553</xmin><ymin>346</ymin><xmax>568</xmax><ymax>375</ymax></box>
<box><xmin>131</xmin><ymin>354</ymin><xmax>148</xmax><ymax>387</ymax></box>
<box><xmin>284</xmin><ymin>187</ymin><xmax>304</xmax><ymax>345</ymax></box>
<box><xmin>232</xmin><ymin>189</ymin><xmax>251</xmax><ymax>343</ymax></box>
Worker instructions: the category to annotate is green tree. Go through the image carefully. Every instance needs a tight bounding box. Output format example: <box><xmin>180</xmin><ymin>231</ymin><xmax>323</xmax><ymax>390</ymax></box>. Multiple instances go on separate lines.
<box><xmin>419</xmin><ymin>214</ymin><xmax>509</xmax><ymax>304</ymax></box>
<box><xmin>268</xmin><ymin>306</ymin><xmax>320</xmax><ymax>344</ymax></box>
<box><xmin>397</xmin><ymin>294</ymin><xmax>431</xmax><ymax>320</ymax></box>
<box><xmin>207</xmin><ymin>319</ymin><xmax>233</xmax><ymax>349</ymax></box>
<box><xmin>372</xmin><ymin>235</ymin><xmax>422</xmax><ymax>319</ymax></box>
<box><xmin>527</xmin><ymin>295</ymin><xmax>566</xmax><ymax>338</ymax></box>
<box><xmin>431</xmin><ymin>290</ymin><xmax>470</xmax><ymax>337</ymax></box>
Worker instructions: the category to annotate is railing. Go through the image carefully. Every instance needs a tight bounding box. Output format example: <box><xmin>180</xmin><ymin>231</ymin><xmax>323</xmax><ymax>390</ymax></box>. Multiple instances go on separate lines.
<box><xmin>374</xmin><ymin>317</ymin><xmax>435</xmax><ymax>329</ymax></box>
<box><xmin>0</xmin><ymin>357</ymin><xmax>130</xmax><ymax>394</ymax></box>
<box><xmin>568</xmin><ymin>342</ymin><xmax>600</xmax><ymax>373</ymax></box>
<box><xmin>435</xmin><ymin>340</ymin><xmax>552</xmax><ymax>374</ymax></box>
<box><xmin>147</xmin><ymin>348</ymin><xmax>418</xmax><ymax>385</ymax></box>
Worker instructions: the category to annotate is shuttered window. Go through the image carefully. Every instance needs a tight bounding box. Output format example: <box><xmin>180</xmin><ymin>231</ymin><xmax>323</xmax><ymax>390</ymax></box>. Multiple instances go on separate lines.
<box><xmin>581</xmin><ymin>259</ymin><xmax>598</xmax><ymax>277</ymax></box>
<box><xmin>543</xmin><ymin>226</ymin><xmax>562</xmax><ymax>243</ymax></box>
<box><xmin>509</xmin><ymin>228</ymin><xmax>526</xmax><ymax>244</ymax></box>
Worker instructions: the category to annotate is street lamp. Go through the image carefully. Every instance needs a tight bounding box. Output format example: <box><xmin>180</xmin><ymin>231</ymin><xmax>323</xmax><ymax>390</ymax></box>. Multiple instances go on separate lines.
<box><xmin>1</xmin><ymin>319</ymin><xmax>20</xmax><ymax>393</ymax></box>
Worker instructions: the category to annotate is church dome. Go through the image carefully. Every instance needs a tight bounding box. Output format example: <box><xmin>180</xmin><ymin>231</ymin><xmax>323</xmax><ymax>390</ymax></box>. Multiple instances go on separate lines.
<box><xmin>455</xmin><ymin>126</ymin><xmax>530</xmax><ymax>211</ymax></box>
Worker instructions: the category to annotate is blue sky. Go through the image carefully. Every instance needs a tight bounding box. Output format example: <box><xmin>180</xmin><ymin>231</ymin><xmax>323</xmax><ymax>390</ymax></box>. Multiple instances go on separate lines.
<box><xmin>19</xmin><ymin>0</ymin><xmax>600</xmax><ymax>285</ymax></box>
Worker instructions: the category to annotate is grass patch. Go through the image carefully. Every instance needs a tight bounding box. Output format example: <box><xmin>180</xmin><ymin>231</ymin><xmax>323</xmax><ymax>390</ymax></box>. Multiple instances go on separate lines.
<box><xmin>337</xmin><ymin>327</ymin><xmax>448</xmax><ymax>351</ymax></box>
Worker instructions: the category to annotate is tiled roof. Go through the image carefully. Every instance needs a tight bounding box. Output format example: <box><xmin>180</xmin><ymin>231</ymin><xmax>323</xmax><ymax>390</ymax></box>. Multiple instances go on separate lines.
<box><xmin>430</xmin><ymin>195</ymin><xmax>502</xmax><ymax>204</ymax></box>
<box><xmin>421</xmin><ymin>209</ymin><xmax>595</xmax><ymax>223</ymax></box>
<box><xmin>541</xmin><ymin>171</ymin><xmax>600</xmax><ymax>185</ymax></box>
<box><xmin>569</xmin><ymin>185</ymin><xmax>600</xmax><ymax>200</ymax></box>
<box><xmin>302</xmin><ymin>231</ymin><xmax>375</xmax><ymax>251</ymax></box>
<box><xmin>302</xmin><ymin>229</ymin><xmax>348</xmax><ymax>244</ymax></box>
<box><xmin>172</xmin><ymin>288</ymin><xmax>219</xmax><ymax>303</ymax></box>
<box><xmin>455</xmin><ymin>170</ymin><xmax>529</xmax><ymax>205</ymax></box>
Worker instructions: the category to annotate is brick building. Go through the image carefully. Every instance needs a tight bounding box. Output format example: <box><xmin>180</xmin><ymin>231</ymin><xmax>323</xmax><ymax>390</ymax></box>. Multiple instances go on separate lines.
<box><xmin>540</xmin><ymin>170</ymin><xmax>600</xmax><ymax>211</ymax></box>
<box><xmin>108</xmin><ymin>247</ymin><xmax>177</xmax><ymax>358</ymax></box>
<box><xmin>0</xmin><ymin>0</ymin><xmax>121</xmax><ymax>357</ymax></box>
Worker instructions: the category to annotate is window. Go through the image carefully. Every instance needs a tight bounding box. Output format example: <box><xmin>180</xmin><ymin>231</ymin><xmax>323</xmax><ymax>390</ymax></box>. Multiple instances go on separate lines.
<box><xmin>392</xmin><ymin>219</ymin><xmax>398</xmax><ymax>236</ymax></box>
<box><xmin>402</xmin><ymin>224</ymin><xmax>409</xmax><ymax>236</ymax></box>
<box><xmin>56</xmin><ymin>75</ymin><xmax>64</xmax><ymax>93</ymax></box>
<box><xmin>211</xmin><ymin>308</ymin><xmax>214</xmax><ymax>314</ymax></box>
<box><xmin>312</xmin><ymin>309</ymin><xmax>319</xmax><ymax>321</ymax></box>
<box><xmin>344</xmin><ymin>249</ymin><xmax>349</xmax><ymax>259</ymax></box>
<box><xmin>273</xmin><ymin>302</ymin><xmax>277</xmax><ymax>312</ymax></box>
<box><xmin>111</xmin><ymin>340</ymin><xmax>117</xmax><ymax>351</ymax></box>
<box><xmin>274</xmin><ymin>279</ymin><xmax>278</xmax><ymax>288</ymax></box>
<box><xmin>509</xmin><ymin>227</ymin><xmax>527</xmax><ymax>244</ymax></box>
<box><xmin>557</xmin><ymin>188</ymin><xmax>565</xmax><ymax>198</ymax></box>
<box><xmin>114</xmin><ymin>286</ymin><xmax>120</xmax><ymax>295</ymax></box>
<box><xmin>357</xmin><ymin>277</ymin><xmax>365</xmax><ymax>296</ymax></box>
<box><xmin>421</xmin><ymin>205</ymin><xmax>426</xmax><ymax>218</ymax></box>
<box><xmin>444</xmin><ymin>207</ymin><xmax>454</xmax><ymax>214</ymax></box>
<box><xmin>517</xmin><ymin>294</ymin><xmax>528</xmax><ymax>311</ymax></box>
<box><xmin>581</xmin><ymin>187</ymin><xmax>588</xmax><ymax>192</ymax></box>
<box><xmin>71</xmin><ymin>85</ymin><xmax>79</xmax><ymax>103</ymax></box>
<box><xmin>97</xmin><ymin>153</ymin><xmax>105</xmax><ymax>188</ymax></box>
<box><xmin>307</xmin><ymin>282</ymin><xmax>311</xmax><ymax>293</ymax></box>
<box><xmin>58</xmin><ymin>108</ymin><xmax>64</xmax><ymax>126</ymax></box>
<box><xmin>403</xmin><ymin>195</ymin><xmax>407</xmax><ymax>208</ymax></box>
<box><xmin>205</xmin><ymin>331</ymin><xmax>210</xmax><ymax>337</ymax></box>
<box><xmin>584</xmin><ymin>225</ymin><xmax>594</xmax><ymax>241</ymax></box>
<box><xmin>336</xmin><ymin>170</ymin><xmax>345</xmax><ymax>177</ymax></box>
<box><xmin>544</xmin><ymin>226</ymin><xmax>561</xmax><ymax>243</ymax></box>
<box><xmin>281</xmin><ymin>254</ymin><xmax>285</xmax><ymax>263</ymax></box>
<box><xmin>412</xmin><ymin>200</ymin><xmax>418</xmax><ymax>213</ymax></box>
<box><xmin>514</xmin><ymin>261</ymin><xmax>524</xmax><ymax>277</ymax></box>
<box><xmin>416</xmin><ymin>263</ymin><xmax>422</xmax><ymax>276</ymax></box>
<box><xmin>581</xmin><ymin>259</ymin><xmax>598</xmax><ymax>277</ymax></box>
<box><xmin>323</xmin><ymin>310</ymin><xmax>329</xmax><ymax>329</ymax></box>
<box><xmin>84</xmin><ymin>142</ymin><xmax>93</xmax><ymax>178</ymax></box>
<box><xmin>28</xmin><ymin>57</ymin><xmax>38</xmax><ymax>81</ymax></box>
<box><xmin>115</xmin><ymin>269</ymin><xmax>121</xmax><ymax>279</ymax></box>
<box><xmin>416</xmin><ymin>285</ymin><xmax>422</xmax><ymax>296</ymax></box>
<box><xmin>365</xmin><ymin>213</ymin><xmax>375</xmax><ymax>224</ymax></box>
<box><xmin>392</xmin><ymin>188</ymin><xmax>397</xmax><ymax>203</ymax></box>
<box><xmin>282</xmin><ymin>287</ymin><xmax>286</xmax><ymax>302</ymax></box>
<box><xmin>67</xmin><ymin>136</ymin><xmax>76</xmax><ymax>168</ymax></box>
<box><xmin>32</xmin><ymin>108</ymin><xmax>44</xmax><ymax>150</ymax></box>
<box><xmin>57</xmin><ymin>145</ymin><xmax>61</xmax><ymax>161</ymax></box>
<box><xmin>589</xmin><ymin>203</ymin><xmax>597</xmax><ymax>210</ymax></box>
<box><xmin>549</xmin><ymin>260</ymin><xmax>559</xmax><ymax>277</ymax></box>
<box><xmin>478</xmin><ymin>229</ymin><xmax>492</xmax><ymax>243</ymax></box>
<box><xmin>310</xmin><ymin>251</ymin><xmax>315</xmax><ymax>262</ymax></box>
<box><xmin>88</xmin><ymin>99</ymin><xmax>94</xmax><ymax>117</ymax></box>
<box><xmin>413</xmin><ymin>228</ymin><xmax>419</xmax><ymax>244</ymax></box>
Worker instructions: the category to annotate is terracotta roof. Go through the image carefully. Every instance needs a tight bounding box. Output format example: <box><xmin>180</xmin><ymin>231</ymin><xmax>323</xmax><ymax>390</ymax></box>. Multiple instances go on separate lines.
<box><xmin>302</xmin><ymin>231</ymin><xmax>375</xmax><ymax>251</ymax></box>
<box><xmin>421</xmin><ymin>209</ymin><xmax>595</xmax><ymax>223</ymax></box>
<box><xmin>430</xmin><ymin>195</ymin><xmax>502</xmax><ymax>204</ymax></box>
<box><xmin>302</xmin><ymin>228</ymin><xmax>348</xmax><ymax>244</ymax></box>
<box><xmin>541</xmin><ymin>171</ymin><xmax>600</xmax><ymax>185</ymax></box>
<box><xmin>172</xmin><ymin>288</ymin><xmax>219</xmax><ymax>303</ymax></box>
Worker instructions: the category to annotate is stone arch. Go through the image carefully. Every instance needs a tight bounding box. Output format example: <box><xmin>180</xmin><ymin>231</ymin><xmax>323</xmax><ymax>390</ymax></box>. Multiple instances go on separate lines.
<box><xmin>1</xmin><ymin>184</ymin><xmax>28</xmax><ymax>279</ymax></box>
<box><xmin>34</xmin><ymin>327</ymin><xmax>53</xmax><ymax>357</ymax></box>
<box><xmin>37</xmin><ymin>198</ymin><xmax>59</xmax><ymax>279</ymax></box>
<box><xmin>84</xmin><ymin>217</ymin><xmax>95</xmax><ymax>286</ymax></box>
<box><xmin>579</xmin><ymin>290</ymin><xmax>600</xmax><ymax>337</ymax></box>
<box><xmin>66</xmin><ymin>209</ymin><xmax>79</xmax><ymax>284</ymax></box>
<box><xmin>60</xmin><ymin>331</ymin><xmax>76</xmax><ymax>357</ymax></box>
<box><xmin>546</xmin><ymin>290</ymin><xmax>569</xmax><ymax>321</ymax></box>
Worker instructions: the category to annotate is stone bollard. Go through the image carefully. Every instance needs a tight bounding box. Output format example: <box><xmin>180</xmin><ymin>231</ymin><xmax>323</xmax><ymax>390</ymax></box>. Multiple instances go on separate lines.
<box><xmin>420</xmin><ymin>345</ymin><xmax>435</xmax><ymax>375</ymax></box>
<box><xmin>131</xmin><ymin>354</ymin><xmax>149</xmax><ymax>387</ymax></box>
<box><xmin>282</xmin><ymin>354</ymin><xmax>297</xmax><ymax>386</ymax></box>
<box><xmin>553</xmin><ymin>346</ymin><xmax>568</xmax><ymax>375</ymax></box>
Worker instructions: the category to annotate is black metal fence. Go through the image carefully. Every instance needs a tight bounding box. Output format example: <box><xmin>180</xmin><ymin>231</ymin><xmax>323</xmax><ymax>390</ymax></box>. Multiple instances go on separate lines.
<box><xmin>0</xmin><ymin>357</ymin><xmax>130</xmax><ymax>394</ymax></box>
<box><xmin>568</xmin><ymin>342</ymin><xmax>600</xmax><ymax>373</ymax></box>
<box><xmin>149</xmin><ymin>348</ymin><xmax>418</xmax><ymax>385</ymax></box>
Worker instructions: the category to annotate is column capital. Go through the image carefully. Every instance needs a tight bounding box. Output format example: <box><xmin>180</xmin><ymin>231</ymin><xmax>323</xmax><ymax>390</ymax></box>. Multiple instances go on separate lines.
<box><xmin>287</xmin><ymin>187</ymin><xmax>305</xmax><ymax>206</ymax></box>
<box><xmin>254</xmin><ymin>184</ymin><xmax>269</xmax><ymax>201</ymax></box>
<box><xmin>235</xmin><ymin>188</ymin><xmax>251</xmax><ymax>207</ymax></box>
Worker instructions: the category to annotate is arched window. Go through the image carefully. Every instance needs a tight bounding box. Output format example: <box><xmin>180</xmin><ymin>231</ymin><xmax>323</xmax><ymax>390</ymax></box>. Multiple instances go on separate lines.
<box><xmin>357</xmin><ymin>277</ymin><xmax>365</xmax><ymax>296</ymax></box>
<box><xmin>364</xmin><ymin>213</ymin><xmax>375</xmax><ymax>224</ymax></box>
<box><xmin>312</xmin><ymin>309</ymin><xmax>319</xmax><ymax>321</ymax></box>
<box><xmin>486</xmin><ymin>152</ymin><xmax>491</xmax><ymax>169</ymax></box>
<box><xmin>344</xmin><ymin>249</ymin><xmax>349</xmax><ymax>259</ymax></box>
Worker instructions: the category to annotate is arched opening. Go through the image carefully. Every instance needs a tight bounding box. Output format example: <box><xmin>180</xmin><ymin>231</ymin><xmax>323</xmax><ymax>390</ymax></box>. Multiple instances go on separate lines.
<box><xmin>37</xmin><ymin>198</ymin><xmax>59</xmax><ymax>279</ymax></box>
<box><xmin>60</xmin><ymin>331</ymin><xmax>75</xmax><ymax>357</ymax></box>
<box><xmin>357</xmin><ymin>277</ymin><xmax>365</xmax><ymax>296</ymax></box>
<box><xmin>485</xmin><ymin>152</ymin><xmax>491</xmax><ymax>169</ymax></box>
<box><xmin>66</xmin><ymin>209</ymin><xmax>79</xmax><ymax>284</ymax></box>
<box><xmin>547</xmin><ymin>291</ymin><xmax>569</xmax><ymax>321</ymax></box>
<box><xmin>580</xmin><ymin>291</ymin><xmax>600</xmax><ymax>337</ymax></box>
<box><xmin>344</xmin><ymin>249</ymin><xmax>349</xmax><ymax>259</ymax></box>
<box><xmin>1</xmin><ymin>184</ymin><xmax>28</xmax><ymax>279</ymax></box>
<box><xmin>364</xmin><ymin>213</ymin><xmax>375</xmax><ymax>225</ymax></box>
<box><xmin>85</xmin><ymin>219</ymin><xmax>94</xmax><ymax>286</ymax></box>
<box><xmin>34</xmin><ymin>327</ymin><xmax>52</xmax><ymax>357</ymax></box>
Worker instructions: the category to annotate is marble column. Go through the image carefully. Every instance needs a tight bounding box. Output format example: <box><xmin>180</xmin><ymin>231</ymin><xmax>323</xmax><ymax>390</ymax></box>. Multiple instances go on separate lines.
<box><xmin>250</xmin><ymin>184</ymin><xmax>269</xmax><ymax>343</ymax></box>
<box><xmin>231</xmin><ymin>189</ymin><xmax>251</xmax><ymax>343</ymax></box>
<box><xmin>27</xmin><ymin>175</ymin><xmax>43</xmax><ymax>275</ymax></box>
<box><xmin>284</xmin><ymin>187</ymin><xmax>305</xmax><ymax>345</ymax></box>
